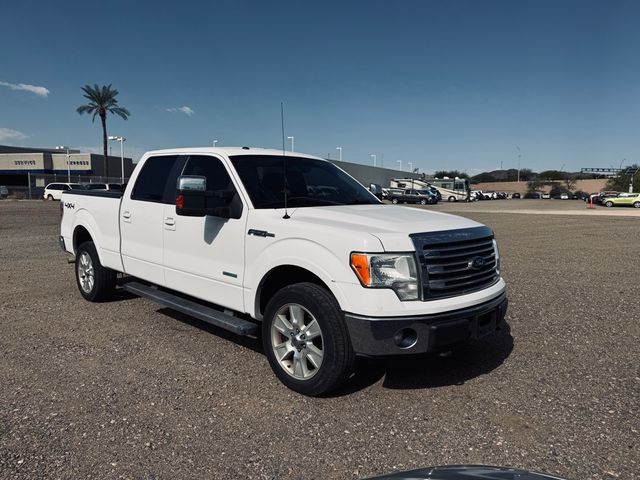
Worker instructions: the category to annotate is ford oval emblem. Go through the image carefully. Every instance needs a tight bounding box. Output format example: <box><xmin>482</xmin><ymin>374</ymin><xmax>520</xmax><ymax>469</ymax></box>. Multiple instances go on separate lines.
<box><xmin>468</xmin><ymin>256</ymin><xmax>485</xmax><ymax>270</ymax></box>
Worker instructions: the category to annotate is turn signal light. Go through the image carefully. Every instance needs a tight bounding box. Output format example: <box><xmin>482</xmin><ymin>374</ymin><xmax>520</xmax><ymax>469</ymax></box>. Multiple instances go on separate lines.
<box><xmin>350</xmin><ymin>253</ymin><xmax>370</xmax><ymax>286</ymax></box>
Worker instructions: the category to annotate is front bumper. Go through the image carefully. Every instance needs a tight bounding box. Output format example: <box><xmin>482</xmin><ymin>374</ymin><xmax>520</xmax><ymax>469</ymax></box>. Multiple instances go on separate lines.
<box><xmin>344</xmin><ymin>292</ymin><xmax>508</xmax><ymax>356</ymax></box>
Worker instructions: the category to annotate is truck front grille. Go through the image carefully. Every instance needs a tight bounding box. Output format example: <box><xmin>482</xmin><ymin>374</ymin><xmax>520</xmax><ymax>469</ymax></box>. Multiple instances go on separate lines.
<box><xmin>410</xmin><ymin>226</ymin><xmax>499</xmax><ymax>300</ymax></box>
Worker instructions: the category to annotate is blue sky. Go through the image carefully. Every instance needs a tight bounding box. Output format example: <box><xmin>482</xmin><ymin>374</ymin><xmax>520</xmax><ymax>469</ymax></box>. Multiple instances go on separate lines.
<box><xmin>1</xmin><ymin>0</ymin><xmax>639</xmax><ymax>173</ymax></box>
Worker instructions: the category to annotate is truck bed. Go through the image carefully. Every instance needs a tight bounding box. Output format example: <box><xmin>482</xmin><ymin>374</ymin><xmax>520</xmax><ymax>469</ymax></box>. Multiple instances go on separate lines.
<box><xmin>64</xmin><ymin>190</ymin><xmax>124</xmax><ymax>199</ymax></box>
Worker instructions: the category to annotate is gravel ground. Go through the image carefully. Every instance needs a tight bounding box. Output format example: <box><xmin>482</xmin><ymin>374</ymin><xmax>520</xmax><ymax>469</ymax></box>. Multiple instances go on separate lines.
<box><xmin>0</xmin><ymin>200</ymin><xmax>638</xmax><ymax>480</ymax></box>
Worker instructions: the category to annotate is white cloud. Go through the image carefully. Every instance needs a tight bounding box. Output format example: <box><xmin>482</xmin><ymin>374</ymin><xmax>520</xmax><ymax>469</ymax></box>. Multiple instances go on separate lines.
<box><xmin>0</xmin><ymin>81</ymin><xmax>50</xmax><ymax>98</ymax></box>
<box><xmin>165</xmin><ymin>106</ymin><xmax>194</xmax><ymax>116</ymax></box>
<box><xmin>0</xmin><ymin>128</ymin><xmax>28</xmax><ymax>142</ymax></box>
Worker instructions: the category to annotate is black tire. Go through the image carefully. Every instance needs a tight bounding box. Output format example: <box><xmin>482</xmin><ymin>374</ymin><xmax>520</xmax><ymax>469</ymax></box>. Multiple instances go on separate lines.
<box><xmin>391</xmin><ymin>198</ymin><xmax>399</xmax><ymax>204</ymax></box>
<box><xmin>75</xmin><ymin>241</ymin><xmax>117</xmax><ymax>302</ymax></box>
<box><xmin>605</xmin><ymin>201</ymin><xmax>613</xmax><ymax>208</ymax></box>
<box><xmin>448</xmin><ymin>196</ymin><xmax>456</xmax><ymax>202</ymax></box>
<box><xmin>262</xmin><ymin>282</ymin><xmax>355</xmax><ymax>396</ymax></box>
<box><xmin>420</xmin><ymin>199</ymin><xmax>427</xmax><ymax>205</ymax></box>
<box><xmin>47</xmin><ymin>194</ymin><xmax>53</xmax><ymax>201</ymax></box>
<box><xmin>634</xmin><ymin>202</ymin><xmax>640</xmax><ymax>208</ymax></box>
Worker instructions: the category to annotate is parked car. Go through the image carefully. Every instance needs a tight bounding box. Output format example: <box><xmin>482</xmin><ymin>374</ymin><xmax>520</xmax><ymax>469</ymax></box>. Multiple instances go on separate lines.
<box><xmin>0</xmin><ymin>185</ymin><xmax>9</xmax><ymax>199</ymax></box>
<box><xmin>83</xmin><ymin>183</ymin><xmax>124</xmax><ymax>191</ymax></box>
<box><xmin>388</xmin><ymin>188</ymin><xmax>437</xmax><ymax>205</ymax></box>
<box><xmin>588</xmin><ymin>191</ymin><xmax>620</xmax><ymax>205</ymax></box>
<box><xmin>416</xmin><ymin>189</ymin><xmax>439</xmax><ymax>204</ymax></box>
<box><xmin>43</xmin><ymin>183</ymin><xmax>84</xmax><ymax>200</ymax></box>
<box><xmin>472</xmin><ymin>190</ymin><xmax>492</xmax><ymax>200</ymax></box>
<box><xmin>541</xmin><ymin>193</ymin><xmax>550</xmax><ymax>199</ymax></box>
<box><xmin>496</xmin><ymin>191</ymin><xmax>507</xmax><ymax>199</ymax></box>
<box><xmin>59</xmin><ymin>147</ymin><xmax>507</xmax><ymax>396</ymax></box>
<box><xmin>603</xmin><ymin>192</ymin><xmax>640</xmax><ymax>208</ymax></box>
<box><xmin>560</xmin><ymin>193</ymin><xmax>569</xmax><ymax>200</ymax></box>
<box><xmin>511</xmin><ymin>192</ymin><xmax>521</xmax><ymax>199</ymax></box>
<box><xmin>523</xmin><ymin>192</ymin><xmax>541</xmax><ymax>199</ymax></box>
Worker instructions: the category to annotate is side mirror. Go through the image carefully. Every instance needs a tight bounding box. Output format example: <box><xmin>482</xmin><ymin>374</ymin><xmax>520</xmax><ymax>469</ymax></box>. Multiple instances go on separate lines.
<box><xmin>369</xmin><ymin>183</ymin><xmax>383</xmax><ymax>199</ymax></box>
<box><xmin>175</xmin><ymin>175</ymin><xmax>240</xmax><ymax>219</ymax></box>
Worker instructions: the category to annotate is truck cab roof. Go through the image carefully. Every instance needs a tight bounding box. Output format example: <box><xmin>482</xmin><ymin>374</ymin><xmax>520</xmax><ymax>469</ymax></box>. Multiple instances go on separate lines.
<box><xmin>142</xmin><ymin>147</ymin><xmax>323</xmax><ymax>160</ymax></box>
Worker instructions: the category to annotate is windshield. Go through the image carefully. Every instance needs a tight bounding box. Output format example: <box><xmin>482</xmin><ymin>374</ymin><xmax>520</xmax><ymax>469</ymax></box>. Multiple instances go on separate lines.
<box><xmin>230</xmin><ymin>155</ymin><xmax>380</xmax><ymax>208</ymax></box>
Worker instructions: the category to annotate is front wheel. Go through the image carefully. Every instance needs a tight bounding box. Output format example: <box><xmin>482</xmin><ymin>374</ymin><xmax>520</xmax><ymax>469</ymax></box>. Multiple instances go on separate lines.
<box><xmin>420</xmin><ymin>199</ymin><xmax>427</xmax><ymax>205</ymax></box>
<box><xmin>47</xmin><ymin>194</ymin><xmax>54</xmax><ymax>201</ymax></box>
<box><xmin>75</xmin><ymin>241</ymin><xmax>117</xmax><ymax>302</ymax></box>
<box><xmin>605</xmin><ymin>201</ymin><xmax>613</xmax><ymax>208</ymax></box>
<box><xmin>391</xmin><ymin>198</ymin><xmax>399</xmax><ymax>204</ymax></box>
<box><xmin>634</xmin><ymin>202</ymin><xmax>640</xmax><ymax>208</ymax></box>
<box><xmin>448</xmin><ymin>196</ymin><xmax>456</xmax><ymax>202</ymax></box>
<box><xmin>262</xmin><ymin>282</ymin><xmax>355</xmax><ymax>396</ymax></box>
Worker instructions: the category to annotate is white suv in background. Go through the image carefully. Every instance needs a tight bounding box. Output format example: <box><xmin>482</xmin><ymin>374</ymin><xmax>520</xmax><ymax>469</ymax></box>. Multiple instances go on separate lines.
<box><xmin>43</xmin><ymin>183</ymin><xmax>83</xmax><ymax>200</ymax></box>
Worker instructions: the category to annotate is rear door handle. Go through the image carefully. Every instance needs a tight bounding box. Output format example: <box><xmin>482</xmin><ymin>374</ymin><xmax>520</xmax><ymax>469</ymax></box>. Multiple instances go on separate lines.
<box><xmin>164</xmin><ymin>216</ymin><xmax>176</xmax><ymax>231</ymax></box>
<box><xmin>122</xmin><ymin>210</ymin><xmax>131</xmax><ymax>223</ymax></box>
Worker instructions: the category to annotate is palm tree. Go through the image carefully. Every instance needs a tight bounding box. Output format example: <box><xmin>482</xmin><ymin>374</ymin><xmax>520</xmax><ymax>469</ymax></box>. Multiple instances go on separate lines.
<box><xmin>77</xmin><ymin>84</ymin><xmax>130</xmax><ymax>177</ymax></box>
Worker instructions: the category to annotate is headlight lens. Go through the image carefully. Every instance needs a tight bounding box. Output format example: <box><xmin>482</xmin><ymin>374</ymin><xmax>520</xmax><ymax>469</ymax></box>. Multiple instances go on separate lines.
<box><xmin>351</xmin><ymin>253</ymin><xmax>419</xmax><ymax>301</ymax></box>
<box><xmin>492</xmin><ymin>238</ymin><xmax>500</xmax><ymax>274</ymax></box>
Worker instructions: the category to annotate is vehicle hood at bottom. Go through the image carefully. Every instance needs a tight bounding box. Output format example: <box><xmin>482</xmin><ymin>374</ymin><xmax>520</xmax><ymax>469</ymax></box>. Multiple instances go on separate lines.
<box><xmin>364</xmin><ymin>464</ymin><xmax>567</xmax><ymax>480</ymax></box>
<box><xmin>285</xmin><ymin>204</ymin><xmax>483</xmax><ymax>251</ymax></box>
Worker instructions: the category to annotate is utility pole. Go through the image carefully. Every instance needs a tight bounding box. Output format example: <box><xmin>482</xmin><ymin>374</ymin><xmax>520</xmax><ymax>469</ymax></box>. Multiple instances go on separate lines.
<box><xmin>516</xmin><ymin>146</ymin><xmax>522</xmax><ymax>182</ymax></box>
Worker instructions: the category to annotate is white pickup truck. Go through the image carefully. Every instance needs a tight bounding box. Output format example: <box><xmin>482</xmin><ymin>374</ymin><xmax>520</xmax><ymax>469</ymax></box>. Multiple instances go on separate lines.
<box><xmin>60</xmin><ymin>147</ymin><xmax>508</xmax><ymax>395</ymax></box>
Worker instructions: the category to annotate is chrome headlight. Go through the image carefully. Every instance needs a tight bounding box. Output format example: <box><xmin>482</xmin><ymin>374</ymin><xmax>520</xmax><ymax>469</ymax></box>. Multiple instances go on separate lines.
<box><xmin>492</xmin><ymin>238</ymin><xmax>500</xmax><ymax>274</ymax></box>
<box><xmin>351</xmin><ymin>252</ymin><xmax>420</xmax><ymax>301</ymax></box>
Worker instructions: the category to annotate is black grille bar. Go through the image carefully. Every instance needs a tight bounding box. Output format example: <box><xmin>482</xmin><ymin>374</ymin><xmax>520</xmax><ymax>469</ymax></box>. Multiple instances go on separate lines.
<box><xmin>410</xmin><ymin>226</ymin><xmax>500</xmax><ymax>300</ymax></box>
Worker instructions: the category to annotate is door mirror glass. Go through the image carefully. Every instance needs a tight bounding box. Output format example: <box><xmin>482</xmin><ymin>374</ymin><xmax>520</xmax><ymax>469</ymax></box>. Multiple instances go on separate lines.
<box><xmin>177</xmin><ymin>175</ymin><xmax>206</xmax><ymax>191</ymax></box>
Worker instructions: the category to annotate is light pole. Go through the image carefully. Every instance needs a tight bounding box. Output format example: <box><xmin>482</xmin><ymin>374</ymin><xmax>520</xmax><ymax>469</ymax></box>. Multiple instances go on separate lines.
<box><xmin>287</xmin><ymin>136</ymin><xmax>294</xmax><ymax>152</ymax></box>
<box><xmin>397</xmin><ymin>160</ymin><xmax>402</xmax><ymax>172</ymax></box>
<box><xmin>213</xmin><ymin>139</ymin><xmax>218</xmax><ymax>147</ymax></box>
<box><xmin>336</xmin><ymin>146</ymin><xmax>342</xmax><ymax>161</ymax></box>
<box><xmin>108</xmin><ymin>136</ymin><xmax>126</xmax><ymax>183</ymax></box>
<box><xmin>408</xmin><ymin>162</ymin><xmax>413</xmax><ymax>172</ymax></box>
<box><xmin>56</xmin><ymin>145</ymin><xmax>71</xmax><ymax>182</ymax></box>
<box><xmin>516</xmin><ymin>146</ymin><xmax>522</xmax><ymax>182</ymax></box>
<box><xmin>370</xmin><ymin>154</ymin><xmax>376</xmax><ymax>167</ymax></box>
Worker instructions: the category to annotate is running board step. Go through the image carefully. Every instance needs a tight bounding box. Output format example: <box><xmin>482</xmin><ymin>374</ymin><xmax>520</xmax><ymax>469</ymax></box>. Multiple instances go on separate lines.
<box><xmin>122</xmin><ymin>281</ymin><xmax>258</xmax><ymax>336</ymax></box>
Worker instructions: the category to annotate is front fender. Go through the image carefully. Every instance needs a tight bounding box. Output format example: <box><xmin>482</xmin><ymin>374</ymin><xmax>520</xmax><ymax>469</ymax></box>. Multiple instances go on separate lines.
<box><xmin>244</xmin><ymin>237</ymin><xmax>368</xmax><ymax>319</ymax></box>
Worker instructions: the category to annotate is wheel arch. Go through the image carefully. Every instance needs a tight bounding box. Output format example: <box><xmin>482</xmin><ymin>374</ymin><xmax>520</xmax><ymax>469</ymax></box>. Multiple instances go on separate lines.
<box><xmin>255</xmin><ymin>265</ymin><xmax>337</xmax><ymax>321</ymax></box>
<box><xmin>73</xmin><ymin>225</ymin><xmax>94</xmax><ymax>253</ymax></box>
<box><xmin>71</xmin><ymin>222</ymin><xmax>105</xmax><ymax>265</ymax></box>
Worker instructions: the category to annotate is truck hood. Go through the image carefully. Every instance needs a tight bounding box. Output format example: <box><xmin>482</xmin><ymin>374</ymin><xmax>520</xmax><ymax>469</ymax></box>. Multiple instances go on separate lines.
<box><xmin>286</xmin><ymin>204</ymin><xmax>483</xmax><ymax>251</ymax></box>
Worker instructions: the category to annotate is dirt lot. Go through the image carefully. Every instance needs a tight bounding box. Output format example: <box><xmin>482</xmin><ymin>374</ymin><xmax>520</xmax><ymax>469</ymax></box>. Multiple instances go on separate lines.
<box><xmin>1</xmin><ymin>200</ymin><xmax>638</xmax><ymax>479</ymax></box>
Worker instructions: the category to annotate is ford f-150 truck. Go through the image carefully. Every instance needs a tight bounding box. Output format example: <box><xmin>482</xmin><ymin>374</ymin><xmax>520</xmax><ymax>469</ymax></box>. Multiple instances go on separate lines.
<box><xmin>59</xmin><ymin>147</ymin><xmax>508</xmax><ymax>396</ymax></box>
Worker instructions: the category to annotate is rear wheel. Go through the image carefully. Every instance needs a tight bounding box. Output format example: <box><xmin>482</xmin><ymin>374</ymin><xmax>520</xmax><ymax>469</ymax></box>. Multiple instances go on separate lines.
<box><xmin>262</xmin><ymin>282</ymin><xmax>355</xmax><ymax>396</ymax></box>
<box><xmin>75</xmin><ymin>241</ymin><xmax>117</xmax><ymax>302</ymax></box>
<box><xmin>448</xmin><ymin>196</ymin><xmax>456</xmax><ymax>202</ymax></box>
<box><xmin>47</xmin><ymin>194</ymin><xmax>53</xmax><ymax>201</ymax></box>
<box><xmin>605</xmin><ymin>201</ymin><xmax>613</xmax><ymax>207</ymax></box>
<box><xmin>634</xmin><ymin>202</ymin><xmax>640</xmax><ymax>208</ymax></box>
<box><xmin>420</xmin><ymin>199</ymin><xmax>427</xmax><ymax>205</ymax></box>
<box><xmin>391</xmin><ymin>198</ymin><xmax>399</xmax><ymax>204</ymax></box>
